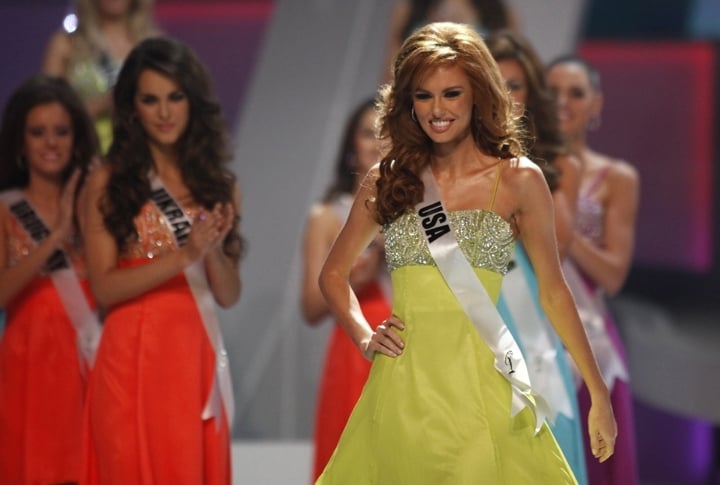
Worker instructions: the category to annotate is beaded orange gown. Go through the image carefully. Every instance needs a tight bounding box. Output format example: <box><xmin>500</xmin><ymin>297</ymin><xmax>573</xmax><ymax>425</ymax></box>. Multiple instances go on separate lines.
<box><xmin>82</xmin><ymin>202</ymin><xmax>231</xmax><ymax>485</ymax></box>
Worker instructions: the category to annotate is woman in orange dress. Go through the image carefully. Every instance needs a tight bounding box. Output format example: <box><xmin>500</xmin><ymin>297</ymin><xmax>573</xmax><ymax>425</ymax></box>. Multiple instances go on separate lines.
<box><xmin>81</xmin><ymin>37</ymin><xmax>243</xmax><ymax>484</ymax></box>
<box><xmin>301</xmin><ymin>99</ymin><xmax>392</xmax><ymax>480</ymax></box>
<box><xmin>0</xmin><ymin>75</ymin><xmax>99</xmax><ymax>484</ymax></box>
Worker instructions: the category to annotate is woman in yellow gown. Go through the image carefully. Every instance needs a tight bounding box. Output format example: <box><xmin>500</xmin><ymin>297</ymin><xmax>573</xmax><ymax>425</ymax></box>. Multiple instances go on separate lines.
<box><xmin>315</xmin><ymin>23</ymin><xmax>617</xmax><ymax>484</ymax></box>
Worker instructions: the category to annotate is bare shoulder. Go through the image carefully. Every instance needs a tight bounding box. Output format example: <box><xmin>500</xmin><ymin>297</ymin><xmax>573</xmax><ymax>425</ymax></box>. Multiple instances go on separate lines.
<box><xmin>608</xmin><ymin>157</ymin><xmax>639</xmax><ymax>185</ymax></box>
<box><xmin>593</xmin><ymin>155</ymin><xmax>639</xmax><ymax>198</ymax></box>
<box><xmin>42</xmin><ymin>31</ymin><xmax>72</xmax><ymax>73</ymax></box>
<box><xmin>307</xmin><ymin>201</ymin><xmax>335</xmax><ymax>224</ymax></box>
<box><xmin>504</xmin><ymin>156</ymin><xmax>548</xmax><ymax>191</ymax></box>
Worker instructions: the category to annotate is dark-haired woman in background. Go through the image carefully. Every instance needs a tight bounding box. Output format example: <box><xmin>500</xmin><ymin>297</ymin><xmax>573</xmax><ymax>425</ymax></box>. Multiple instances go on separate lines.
<box><xmin>0</xmin><ymin>75</ymin><xmax>100</xmax><ymax>484</ymax></box>
<box><xmin>301</xmin><ymin>98</ymin><xmax>391</xmax><ymax>481</ymax></box>
<box><xmin>547</xmin><ymin>55</ymin><xmax>640</xmax><ymax>485</ymax></box>
<box><xmin>81</xmin><ymin>37</ymin><xmax>242</xmax><ymax>483</ymax></box>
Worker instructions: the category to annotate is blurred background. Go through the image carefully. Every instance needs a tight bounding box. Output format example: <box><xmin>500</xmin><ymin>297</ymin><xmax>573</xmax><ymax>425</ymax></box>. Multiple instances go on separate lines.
<box><xmin>0</xmin><ymin>0</ymin><xmax>718</xmax><ymax>483</ymax></box>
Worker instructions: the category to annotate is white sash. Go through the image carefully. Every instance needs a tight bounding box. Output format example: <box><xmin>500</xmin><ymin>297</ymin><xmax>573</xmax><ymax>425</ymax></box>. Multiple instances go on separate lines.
<box><xmin>501</xmin><ymin>245</ymin><xmax>574</xmax><ymax>423</ymax></box>
<box><xmin>0</xmin><ymin>190</ymin><xmax>102</xmax><ymax>371</ymax></box>
<box><xmin>149</xmin><ymin>177</ymin><xmax>235</xmax><ymax>430</ymax></box>
<box><xmin>562</xmin><ymin>259</ymin><xmax>629</xmax><ymax>390</ymax></box>
<box><xmin>416</xmin><ymin>169</ymin><xmax>549</xmax><ymax>433</ymax></box>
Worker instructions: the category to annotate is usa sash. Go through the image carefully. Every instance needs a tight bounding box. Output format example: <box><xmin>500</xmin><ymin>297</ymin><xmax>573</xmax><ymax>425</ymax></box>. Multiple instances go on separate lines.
<box><xmin>415</xmin><ymin>169</ymin><xmax>549</xmax><ymax>432</ymax></box>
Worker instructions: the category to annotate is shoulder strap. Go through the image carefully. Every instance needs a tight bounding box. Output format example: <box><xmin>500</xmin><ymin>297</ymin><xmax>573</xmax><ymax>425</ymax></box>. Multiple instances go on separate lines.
<box><xmin>583</xmin><ymin>165</ymin><xmax>611</xmax><ymax>196</ymax></box>
<box><xmin>488</xmin><ymin>160</ymin><xmax>503</xmax><ymax>211</ymax></box>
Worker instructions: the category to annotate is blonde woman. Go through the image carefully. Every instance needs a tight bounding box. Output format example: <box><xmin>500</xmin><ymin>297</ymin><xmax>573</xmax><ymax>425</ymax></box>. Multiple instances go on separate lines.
<box><xmin>42</xmin><ymin>0</ymin><xmax>157</xmax><ymax>152</ymax></box>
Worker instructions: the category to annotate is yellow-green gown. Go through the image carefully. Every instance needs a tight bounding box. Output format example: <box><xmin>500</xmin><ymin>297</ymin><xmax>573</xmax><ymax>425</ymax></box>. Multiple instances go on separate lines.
<box><xmin>316</xmin><ymin>209</ymin><xmax>577</xmax><ymax>485</ymax></box>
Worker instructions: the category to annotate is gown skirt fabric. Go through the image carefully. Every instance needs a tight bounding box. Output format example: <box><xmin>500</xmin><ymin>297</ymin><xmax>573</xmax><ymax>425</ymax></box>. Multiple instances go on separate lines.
<box><xmin>312</xmin><ymin>280</ymin><xmax>391</xmax><ymax>480</ymax></box>
<box><xmin>316</xmin><ymin>265</ymin><xmax>577</xmax><ymax>485</ymax></box>
<box><xmin>0</xmin><ymin>277</ymin><xmax>90</xmax><ymax>484</ymax></box>
<box><xmin>82</xmin><ymin>259</ymin><xmax>230</xmax><ymax>485</ymax></box>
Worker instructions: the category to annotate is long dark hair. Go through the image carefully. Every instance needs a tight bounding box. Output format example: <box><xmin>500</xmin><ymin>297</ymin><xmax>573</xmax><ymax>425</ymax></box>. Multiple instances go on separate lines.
<box><xmin>402</xmin><ymin>0</ymin><xmax>510</xmax><ymax>39</ymax></box>
<box><xmin>323</xmin><ymin>98</ymin><xmax>376</xmax><ymax>202</ymax></box>
<box><xmin>486</xmin><ymin>30</ymin><xmax>563</xmax><ymax>191</ymax></box>
<box><xmin>375</xmin><ymin>22</ymin><xmax>523</xmax><ymax>225</ymax></box>
<box><xmin>0</xmin><ymin>75</ymin><xmax>97</xmax><ymax>191</ymax></box>
<box><xmin>102</xmin><ymin>37</ymin><xmax>242</xmax><ymax>260</ymax></box>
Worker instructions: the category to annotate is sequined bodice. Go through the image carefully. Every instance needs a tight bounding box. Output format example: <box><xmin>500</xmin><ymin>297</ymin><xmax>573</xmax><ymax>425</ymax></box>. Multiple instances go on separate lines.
<box><xmin>383</xmin><ymin>209</ymin><xmax>514</xmax><ymax>274</ymax></box>
<box><xmin>576</xmin><ymin>168</ymin><xmax>609</xmax><ymax>247</ymax></box>
<box><xmin>576</xmin><ymin>196</ymin><xmax>604</xmax><ymax>247</ymax></box>
<box><xmin>121</xmin><ymin>201</ymin><xmax>200</xmax><ymax>261</ymax></box>
<box><xmin>67</xmin><ymin>54</ymin><xmax>122</xmax><ymax>100</ymax></box>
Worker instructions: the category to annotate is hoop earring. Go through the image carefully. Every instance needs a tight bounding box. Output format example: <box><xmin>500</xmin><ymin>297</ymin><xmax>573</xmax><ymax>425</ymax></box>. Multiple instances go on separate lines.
<box><xmin>411</xmin><ymin>107</ymin><xmax>417</xmax><ymax>122</ymax></box>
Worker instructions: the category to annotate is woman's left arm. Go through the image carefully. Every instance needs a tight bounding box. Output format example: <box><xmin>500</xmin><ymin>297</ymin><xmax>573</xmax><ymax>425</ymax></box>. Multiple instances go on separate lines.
<box><xmin>204</xmin><ymin>185</ymin><xmax>242</xmax><ymax>308</ymax></box>
<box><xmin>569</xmin><ymin>162</ymin><xmax>639</xmax><ymax>296</ymax></box>
<box><xmin>515</xmin><ymin>162</ymin><xmax>616</xmax><ymax>462</ymax></box>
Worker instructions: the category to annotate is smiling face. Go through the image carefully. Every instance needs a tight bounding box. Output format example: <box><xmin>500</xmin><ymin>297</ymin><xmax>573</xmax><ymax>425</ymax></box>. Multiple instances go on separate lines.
<box><xmin>546</xmin><ymin>61</ymin><xmax>602</xmax><ymax>138</ymax></box>
<box><xmin>412</xmin><ymin>63</ymin><xmax>474</xmax><ymax>148</ymax></box>
<box><xmin>23</xmin><ymin>102</ymin><xmax>74</xmax><ymax>181</ymax></box>
<box><xmin>133</xmin><ymin>69</ymin><xmax>190</xmax><ymax>151</ymax></box>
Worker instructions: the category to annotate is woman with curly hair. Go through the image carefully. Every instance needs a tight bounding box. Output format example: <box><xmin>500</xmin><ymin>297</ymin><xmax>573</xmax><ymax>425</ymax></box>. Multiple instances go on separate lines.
<box><xmin>315</xmin><ymin>23</ymin><xmax>615</xmax><ymax>484</ymax></box>
<box><xmin>81</xmin><ymin>37</ymin><xmax>242</xmax><ymax>483</ymax></box>
<box><xmin>42</xmin><ymin>0</ymin><xmax>158</xmax><ymax>153</ymax></box>
<box><xmin>0</xmin><ymin>75</ymin><xmax>99</xmax><ymax>484</ymax></box>
<box><xmin>487</xmin><ymin>29</ymin><xmax>587</xmax><ymax>484</ymax></box>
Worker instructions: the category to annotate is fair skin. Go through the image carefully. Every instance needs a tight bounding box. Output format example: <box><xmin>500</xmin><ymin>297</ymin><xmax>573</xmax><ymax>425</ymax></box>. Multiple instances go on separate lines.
<box><xmin>301</xmin><ymin>107</ymin><xmax>385</xmax><ymax>324</ymax></box>
<box><xmin>42</xmin><ymin>0</ymin><xmax>137</xmax><ymax>118</ymax></box>
<box><xmin>497</xmin><ymin>58</ymin><xmax>582</xmax><ymax>257</ymax></box>
<box><xmin>319</xmin><ymin>63</ymin><xmax>617</xmax><ymax>462</ymax></box>
<box><xmin>547</xmin><ymin>62</ymin><xmax>639</xmax><ymax>295</ymax></box>
<box><xmin>83</xmin><ymin>69</ymin><xmax>241</xmax><ymax>310</ymax></box>
<box><xmin>0</xmin><ymin>102</ymin><xmax>82</xmax><ymax>307</ymax></box>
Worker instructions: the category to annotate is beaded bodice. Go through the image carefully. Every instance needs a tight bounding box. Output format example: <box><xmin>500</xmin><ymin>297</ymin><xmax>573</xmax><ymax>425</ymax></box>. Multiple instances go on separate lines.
<box><xmin>576</xmin><ymin>167</ymin><xmax>609</xmax><ymax>247</ymax></box>
<box><xmin>576</xmin><ymin>197</ymin><xmax>604</xmax><ymax>247</ymax></box>
<box><xmin>383</xmin><ymin>209</ymin><xmax>514</xmax><ymax>274</ymax></box>
<box><xmin>67</xmin><ymin>53</ymin><xmax>122</xmax><ymax>100</ymax></box>
<box><xmin>120</xmin><ymin>201</ymin><xmax>200</xmax><ymax>261</ymax></box>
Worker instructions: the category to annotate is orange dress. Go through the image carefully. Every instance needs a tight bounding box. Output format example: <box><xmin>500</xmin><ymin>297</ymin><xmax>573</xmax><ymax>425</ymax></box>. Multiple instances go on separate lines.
<box><xmin>0</xmin><ymin>201</ymin><xmax>92</xmax><ymax>484</ymax></box>
<box><xmin>82</xmin><ymin>202</ymin><xmax>230</xmax><ymax>485</ymax></box>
